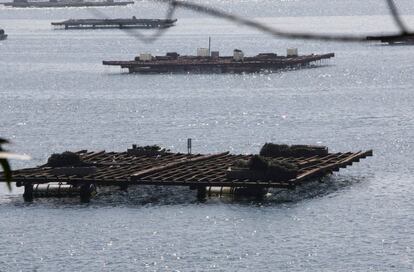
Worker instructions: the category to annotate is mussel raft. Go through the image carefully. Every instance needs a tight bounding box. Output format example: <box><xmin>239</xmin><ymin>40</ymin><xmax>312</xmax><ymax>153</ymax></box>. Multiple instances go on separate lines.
<box><xmin>51</xmin><ymin>17</ymin><xmax>177</xmax><ymax>30</ymax></box>
<box><xmin>367</xmin><ymin>33</ymin><xmax>414</xmax><ymax>45</ymax></box>
<box><xmin>0</xmin><ymin>143</ymin><xmax>372</xmax><ymax>203</ymax></box>
<box><xmin>1</xmin><ymin>0</ymin><xmax>134</xmax><ymax>8</ymax></box>
<box><xmin>103</xmin><ymin>48</ymin><xmax>335</xmax><ymax>74</ymax></box>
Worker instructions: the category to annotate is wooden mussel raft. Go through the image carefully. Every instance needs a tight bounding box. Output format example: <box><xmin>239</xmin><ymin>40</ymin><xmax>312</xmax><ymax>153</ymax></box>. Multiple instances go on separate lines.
<box><xmin>52</xmin><ymin>17</ymin><xmax>177</xmax><ymax>30</ymax></box>
<box><xmin>0</xmin><ymin>143</ymin><xmax>372</xmax><ymax>203</ymax></box>
<box><xmin>367</xmin><ymin>33</ymin><xmax>414</xmax><ymax>45</ymax></box>
<box><xmin>103</xmin><ymin>48</ymin><xmax>335</xmax><ymax>74</ymax></box>
<box><xmin>1</xmin><ymin>0</ymin><xmax>134</xmax><ymax>8</ymax></box>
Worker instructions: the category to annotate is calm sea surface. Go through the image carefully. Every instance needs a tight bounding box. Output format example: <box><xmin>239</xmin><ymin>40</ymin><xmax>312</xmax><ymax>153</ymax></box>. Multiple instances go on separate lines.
<box><xmin>1</xmin><ymin>1</ymin><xmax>414</xmax><ymax>271</ymax></box>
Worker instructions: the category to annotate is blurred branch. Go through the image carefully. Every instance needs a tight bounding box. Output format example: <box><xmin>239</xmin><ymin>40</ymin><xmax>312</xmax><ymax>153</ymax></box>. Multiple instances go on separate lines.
<box><xmin>386</xmin><ymin>0</ymin><xmax>409</xmax><ymax>34</ymax></box>
<box><xmin>0</xmin><ymin>152</ymin><xmax>31</xmax><ymax>160</ymax></box>
<box><xmin>0</xmin><ymin>138</ymin><xmax>12</xmax><ymax>190</ymax></box>
<box><xmin>88</xmin><ymin>0</ymin><xmax>411</xmax><ymax>44</ymax></box>
<box><xmin>0</xmin><ymin>138</ymin><xmax>31</xmax><ymax>191</ymax></box>
<box><xmin>154</xmin><ymin>0</ymin><xmax>366</xmax><ymax>42</ymax></box>
<box><xmin>88</xmin><ymin>4</ymin><xmax>177</xmax><ymax>43</ymax></box>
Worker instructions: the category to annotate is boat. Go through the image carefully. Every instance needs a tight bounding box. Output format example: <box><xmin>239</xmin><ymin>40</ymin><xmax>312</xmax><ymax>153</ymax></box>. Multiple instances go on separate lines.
<box><xmin>1</xmin><ymin>0</ymin><xmax>134</xmax><ymax>8</ymax></box>
<box><xmin>103</xmin><ymin>48</ymin><xmax>335</xmax><ymax>74</ymax></box>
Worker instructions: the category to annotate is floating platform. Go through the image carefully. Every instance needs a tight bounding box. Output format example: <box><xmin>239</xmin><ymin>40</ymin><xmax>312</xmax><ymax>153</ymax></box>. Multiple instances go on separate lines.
<box><xmin>0</xmin><ymin>29</ymin><xmax>7</xmax><ymax>40</ymax></box>
<box><xmin>1</xmin><ymin>144</ymin><xmax>372</xmax><ymax>202</ymax></box>
<box><xmin>52</xmin><ymin>17</ymin><xmax>177</xmax><ymax>30</ymax></box>
<box><xmin>367</xmin><ymin>33</ymin><xmax>414</xmax><ymax>45</ymax></box>
<box><xmin>1</xmin><ymin>0</ymin><xmax>134</xmax><ymax>8</ymax></box>
<box><xmin>103</xmin><ymin>49</ymin><xmax>335</xmax><ymax>74</ymax></box>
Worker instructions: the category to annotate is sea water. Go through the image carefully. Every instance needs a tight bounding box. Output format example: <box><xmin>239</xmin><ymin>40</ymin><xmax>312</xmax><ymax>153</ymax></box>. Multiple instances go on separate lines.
<box><xmin>1</xmin><ymin>1</ymin><xmax>414</xmax><ymax>271</ymax></box>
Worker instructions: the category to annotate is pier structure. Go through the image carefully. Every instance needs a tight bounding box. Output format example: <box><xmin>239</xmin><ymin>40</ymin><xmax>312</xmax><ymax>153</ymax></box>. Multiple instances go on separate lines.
<box><xmin>1</xmin><ymin>145</ymin><xmax>372</xmax><ymax>203</ymax></box>
<box><xmin>52</xmin><ymin>18</ymin><xmax>177</xmax><ymax>30</ymax></box>
<box><xmin>1</xmin><ymin>0</ymin><xmax>134</xmax><ymax>8</ymax></box>
<box><xmin>103</xmin><ymin>49</ymin><xmax>335</xmax><ymax>74</ymax></box>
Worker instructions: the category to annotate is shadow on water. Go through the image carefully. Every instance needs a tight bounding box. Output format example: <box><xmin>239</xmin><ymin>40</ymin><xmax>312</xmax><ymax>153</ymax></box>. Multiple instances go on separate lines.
<box><xmin>263</xmin><ymin>175</ymin><xmax>367</xmax><ymax>205</ymax></box>
<box><xmin>103</xmin><ymin>64</ymin><xmax>332</xmax><ymax>77</ymax></box>
<box><xmin>1</xmin><ymin>174</ymin><xmax>370</xmax><ymax>209</ymax></box>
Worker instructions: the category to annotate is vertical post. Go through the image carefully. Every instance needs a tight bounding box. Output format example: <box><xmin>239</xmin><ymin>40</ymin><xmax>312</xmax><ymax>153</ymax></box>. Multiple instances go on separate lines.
<box><xmin>197</xmin><ymin>186</ymin><xmax>206</xmax><ymax>201</ymax></box>
<box><xmin>23</xmin><ymin>183</ymin><xmax>34</xmax><ymax>202</ymax></box>
<box><xmin>80</xmin><ymin>183</ymin><xmax>95</xmax><ymax>203</ymax></box>
<box><xmin>119</xmin><ymin>182</ymin><xmax>128</xmax><ymax>191</ymax></box>
<box><xmin>187</xmin><ymin>138</ymin><xmax>192</xmax><ymax>154</ymax></box>
<box><xmin>254</xmin><ymin>187</ymin><xmax>267</xmax><ymax>200</ymax></box>
<box><xmin>208</xmin><ymin>36</ymin><xmax>211</xmax><ymax>56</ymax></box>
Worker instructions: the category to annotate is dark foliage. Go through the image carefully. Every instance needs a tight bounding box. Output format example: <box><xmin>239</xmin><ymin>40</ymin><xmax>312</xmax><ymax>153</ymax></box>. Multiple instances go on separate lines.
<box><xmin>233</xmin><ymin>155</ymin><xmax>299</xmax><ymax>181</ymax></box>
<box><xmin>266</xmin><ymin>160</ymin><xmax>298</xmax><ymax>180</ymax></box>
<box><xmin>46</xmin><ymin>151</ymin><xmax>88</xmax><ymax>167</ymax></box>
<box><xmin>260</xmin><ymin>143</ymin><xmax>328</xmax><ymax>158</ymax></box>
<box><xmin>248</xmin><ymin>155</ymin><xmax>269</xmax><ymax>171</ymax></box>
<box><xmin>90</xmin><ymin>0</ymin><xmax>410</xmax><ymax>44</ymax></box>
<box><xmin>233</xmin><ymin>159</ymin><xmax>249</xmax><ymax>168</ymax></box>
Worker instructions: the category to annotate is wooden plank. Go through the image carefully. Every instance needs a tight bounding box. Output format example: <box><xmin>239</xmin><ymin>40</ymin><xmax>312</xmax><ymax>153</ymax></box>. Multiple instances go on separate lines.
<box><xmin>291</xmin><ymin>151</ymin><xmax>372</xmax><ymax>185</ymax></box>
<box><xmin>81</xmin><ymin>150</ymin><xmax>106</xmax><ymax>161</ymax></box>
<box><xmin>131</xmin><ymin>152</ymin><xmax>229</xmax><ymax>181</ymax></box>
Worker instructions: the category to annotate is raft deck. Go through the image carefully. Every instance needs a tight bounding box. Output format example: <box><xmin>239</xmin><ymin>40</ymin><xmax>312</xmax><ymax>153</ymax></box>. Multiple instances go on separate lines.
<box><xmin>103</xmin><ymin>53</ymin><xmax>335</xmax><ymax>73</ymax></box>
<box><xmin>2</xmin><ymin>0</ymin><xmax>134</xmax><ymax>8</ymax></box>
<box><xmin>3</xmin><ymin>148</ymin><xmax>372</xmax><ymax>201</ymax></box>
<box><xmin>52</xmin><ymin>18</ymin><xmax>177</xmax><ymax>30</ymax></box>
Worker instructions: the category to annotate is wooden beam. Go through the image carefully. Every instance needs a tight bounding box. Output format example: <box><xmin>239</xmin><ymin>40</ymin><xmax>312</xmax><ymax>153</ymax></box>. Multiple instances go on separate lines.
<box><xmin>131</xmin><ymin>152</ymin><xmax>229</xmax><ymax>181</ymax></box>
